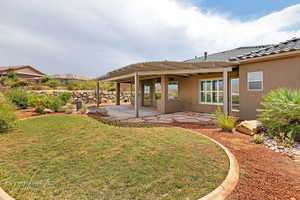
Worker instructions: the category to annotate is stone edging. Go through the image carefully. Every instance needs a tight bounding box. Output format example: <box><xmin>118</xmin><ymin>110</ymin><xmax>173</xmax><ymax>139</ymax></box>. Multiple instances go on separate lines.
<box><xmin>181</xmin><ymin>128</ymin><xmax>240</xmax><ymax>200</ymax></box>
<box><xmin>0</xmin><ymin>116</ymin><xmax>239</xmax><ymax>200</ymax></box>
<box><xmin>0</xmin><ymin>188</ymin><xmax>14</xmax><ymax>200</ymax></box>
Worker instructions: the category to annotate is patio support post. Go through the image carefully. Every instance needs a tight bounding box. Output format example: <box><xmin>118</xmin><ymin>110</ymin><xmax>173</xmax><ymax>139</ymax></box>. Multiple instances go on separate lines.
<box><xmin>160</xmin><ymin>75</ymin><xmax>167</xmax><ymax>114</ymax></box>
<box><xmin>135</xmin><ymin>72</ymin><xmax>139</xmax><ymax>118</ymax></box>
<box><xmin>116</xmin><ymin>82</ymin><xmax>120</xmax><ymax>105</ymax></box>
<box><xmin>223</xmin><ymin>69</ymin><xmax>229</xmax><ymax>115</ymax></box>
<box><xmin>96</xmin><ymin>80</ymin><xmax>100</xmax><ymax>107</ymax></box>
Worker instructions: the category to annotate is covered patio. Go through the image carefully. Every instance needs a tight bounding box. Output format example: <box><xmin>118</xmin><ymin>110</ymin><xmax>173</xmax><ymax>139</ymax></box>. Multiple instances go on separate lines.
<box><xmin>100</xmin><ymin>104</ymin><xmax>215</xmax><ymax>123</ymax></box>
<box><xmin>97</xmin><ymin>61</ymin><xmax>238</xmax><ymax>118</ymax></box>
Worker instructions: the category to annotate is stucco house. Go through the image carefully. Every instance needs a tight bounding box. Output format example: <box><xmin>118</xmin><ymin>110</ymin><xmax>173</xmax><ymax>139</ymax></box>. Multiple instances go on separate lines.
<box><xmin>0</xmin><ymin>65</ymin><xmax>45</xmax><ymax>81</ymax></box>
<box><xmin>97</xmin><ymin>37</ymin><xmax>300</xmax><ymax>120</ymax></box>
<box><xmin>50</xmin><ymin>74</ymin><xmax>91</xmax><ymax>84</ymax></box>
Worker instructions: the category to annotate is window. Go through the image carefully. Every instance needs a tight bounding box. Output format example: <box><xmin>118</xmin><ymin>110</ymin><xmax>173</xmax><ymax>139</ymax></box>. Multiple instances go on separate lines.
<box><xmin>199</xmin><ymin>79</ymin><xmax>223</xmax><ymax>104</ymax></box>
<box><xmin>155</xmin><ymin>82</ymin><xmax>161</xmax><ymax>100</ymax></box>
<box><xmin>248</xmin><ymin>71</ymin><xmax>263</xmax><ymax>91</ymax></box>
<box><xmin>231</xmin><ymin>78</ymin><xmax>240</xmax><ymax>112</ymax></box>
<box><xmin>168</xmin><ymin>80</ymin><xmax>179</xmax><ymax>100</ymax></box>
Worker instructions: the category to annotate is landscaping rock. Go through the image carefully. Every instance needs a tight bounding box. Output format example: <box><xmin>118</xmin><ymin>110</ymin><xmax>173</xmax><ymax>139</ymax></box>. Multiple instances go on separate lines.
<box><xmin>43</xmin><ymin>109</ymin><xmax>54</xmax><ymax>114</ymax></box>
<box><xmin>236</xmin><ymin>120</ymin><xmax>262</xmax><ymax>136</ymax></box>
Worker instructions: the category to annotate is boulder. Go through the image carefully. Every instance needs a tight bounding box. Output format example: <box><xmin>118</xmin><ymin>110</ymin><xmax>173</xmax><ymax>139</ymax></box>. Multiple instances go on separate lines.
<box><xmin>44</xmin><ymin>108</ymin><xmax>54</xmax><ymax>114</ymax></box>
<box><xmin>236</xmin><ymin>120</ymin><xmax>262</xmax><ymax>136</ymax></box>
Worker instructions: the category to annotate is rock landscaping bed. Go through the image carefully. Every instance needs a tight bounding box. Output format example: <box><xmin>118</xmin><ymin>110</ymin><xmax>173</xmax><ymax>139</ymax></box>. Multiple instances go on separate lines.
<box><xmin>264</xmin><ymin>137</ymin><xmax>300</xmax><ymax>164</ymax></box>
<box><xmin>170</xmin><ymin>122</ymin><xmax>300</xmax><ymax>200</ymax></box>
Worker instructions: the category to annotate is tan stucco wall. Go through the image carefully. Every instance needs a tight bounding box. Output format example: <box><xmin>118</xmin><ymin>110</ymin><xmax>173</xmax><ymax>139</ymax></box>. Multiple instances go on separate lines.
<box><xmin>239</xmin><ymin>56</ymin><xmax>300</xmax><ymax>120</ymax></box>
<box><xmin>178</xmin><ymin>72</ymin><xmax>238</xmax><ymax>115</ymax></box>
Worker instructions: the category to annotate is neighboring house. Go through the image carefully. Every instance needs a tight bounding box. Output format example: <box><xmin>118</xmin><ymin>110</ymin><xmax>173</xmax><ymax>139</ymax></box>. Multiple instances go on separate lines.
<box><xmin>0</xmin><ymin>65</ymin><xmax>46</xmax><ymax>81</ymax></box>
<box><xmin>97</xmin><ymin>37</ymin><xmax>300</xmax><ymax>120</ymax></box>
<box><xmin>50</xmin><ymin>74</ymin><xmax>91</xmax><ymax>84</ymax></box>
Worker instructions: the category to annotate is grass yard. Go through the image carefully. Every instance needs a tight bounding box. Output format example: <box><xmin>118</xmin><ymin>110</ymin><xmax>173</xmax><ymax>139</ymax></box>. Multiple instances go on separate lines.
<box><xmin>0</xmin><ymin>115</ymin><xmax>228</xmax><ymax>200</ymax></box>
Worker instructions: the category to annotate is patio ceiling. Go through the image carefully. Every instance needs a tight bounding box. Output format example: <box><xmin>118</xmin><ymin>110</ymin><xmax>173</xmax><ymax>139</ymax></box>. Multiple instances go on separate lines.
<box><xmin>97</xmin><ymin>61</ymin><xmax>238</xmax><ymax>82</ymax></box>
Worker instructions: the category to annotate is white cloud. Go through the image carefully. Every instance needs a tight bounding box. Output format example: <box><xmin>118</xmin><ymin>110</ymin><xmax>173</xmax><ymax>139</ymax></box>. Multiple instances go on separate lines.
<box><xmin>0</xmin><ymin>0</ymin><xmax>300</xmax><ymax>76</ymax></box>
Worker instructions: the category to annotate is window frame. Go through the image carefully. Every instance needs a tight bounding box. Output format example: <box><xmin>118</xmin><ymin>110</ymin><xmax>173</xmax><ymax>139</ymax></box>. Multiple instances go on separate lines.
<box><xmin>198</xmin><ymin>78</ymin><xmax>224</xmax><ymax>105</ymax></box>
<box><xmin>231</xmin><ymin>78</ymin><xmax>240</xmax><ymax>112</ymax></box>
<box><xmin>247</xmin><ymin>71</ymin><xmax>263</xmax><ymax>91</ymax></box>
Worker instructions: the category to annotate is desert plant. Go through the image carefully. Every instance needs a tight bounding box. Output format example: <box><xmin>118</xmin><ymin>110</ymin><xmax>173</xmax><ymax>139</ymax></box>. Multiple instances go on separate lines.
<box><xmin>66</xmin><ymin>80</ymin><xmax>81</xmax><ymax>90</ymax></box>
<box><xmin>258</xmin><ymin>88</ymin><xmax>300</xmax><ymax>142</ymax></box>
<box><xmin>0</xmin><ymin>94</ymin><xmax>17</xmax><ymax>133</ymax></box>
<box><xmin>252</xmin><ymin>134</ymin><xmax>265</xmax><ymax>144</ymax></box>
<box><xmin>5</xmin><ymin>89</ymin><xmax>30</xmax><ymax>109</ymax></box>
<box><xmin>215</xmin><ymin>108</ymin><xmax>236</xmax><ymax>132</ymax></box>
<box><xmin>28</xmin><ymin>94</ymin><xmax>51</xmax><ymax>112</ymax></box>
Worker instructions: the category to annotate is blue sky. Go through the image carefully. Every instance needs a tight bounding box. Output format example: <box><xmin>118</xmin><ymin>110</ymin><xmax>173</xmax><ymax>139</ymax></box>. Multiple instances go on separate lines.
<box><xmin>197</xmin><ymin>0</ymin><xmax>300</xmax><ymax>20</ymax></box>
<box><xmin>0</xmin><ymin>0</ymin><xmax>300</xmax><ymax>77</ymax></box>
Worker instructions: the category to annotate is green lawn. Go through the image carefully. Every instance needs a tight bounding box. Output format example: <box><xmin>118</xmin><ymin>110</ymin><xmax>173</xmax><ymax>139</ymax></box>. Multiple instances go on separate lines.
<box><xmin>0</xmin><ymin>115</ymin><xmax>228</xmax><ymax>200</ymax></box>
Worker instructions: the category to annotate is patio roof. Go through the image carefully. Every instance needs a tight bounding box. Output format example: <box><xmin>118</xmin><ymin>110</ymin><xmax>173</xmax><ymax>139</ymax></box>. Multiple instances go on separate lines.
<box><xmin>97</xmin><ymin>61</ymin><xmax>238</xmax><ymax>82</ymax></box>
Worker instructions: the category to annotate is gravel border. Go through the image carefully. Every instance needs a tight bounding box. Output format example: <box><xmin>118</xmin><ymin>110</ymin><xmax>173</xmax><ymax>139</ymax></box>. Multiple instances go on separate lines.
<box><xmin>181</xmin><ymin>128</ymin><xmax>240</xmax><ymax>200</ymax></box>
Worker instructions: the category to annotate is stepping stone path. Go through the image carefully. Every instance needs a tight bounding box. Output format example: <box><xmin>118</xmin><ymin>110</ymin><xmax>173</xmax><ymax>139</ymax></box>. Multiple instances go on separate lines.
<box><xmin>123</xmin><ymin>112</ymin><xmax>215</xmax><ymax>124</ymax></box>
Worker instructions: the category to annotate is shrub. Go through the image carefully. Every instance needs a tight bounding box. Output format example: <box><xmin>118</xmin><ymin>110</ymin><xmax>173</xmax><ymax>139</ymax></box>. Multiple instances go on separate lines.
<box><xmin>40</xmin><ymin>76</ymin><xmax>50</xmax><ymax>83</ymax></box>
<box><xmin>66</xmin><ymin>80</ymin><xmax>81</xmax><ymax>90</ymax></box>
<box><xmin>0</xmin><ymin>95</ymin><xmax>17</xmax><ymax>133</ymax></box>
<box><xmin>30</xmin><ymin>84</ymin><xmax>43</xmax><ymax>90</ymax></box>
<box><xmin>252</xmin><ymin>134</ymin><xmax>265</xmax><ymax>144</ymax></box>
<box><xmin>79</xmin><ymin>105</ymin><xmax>87</xmax><ymax>114</ymax></box>
<box><xmin>47</xmin><ymin>80</ymin><xmax>59</xmax><ymax>88</ymax></box>
<box><xmin>48</xmin><ymin>98</ymin><xmax>63</xmax><ymax>112</ymax></box>
<box><xmin>5</xmin><ymin>89</ymin><xmax>30</xmax><ymax>109</ymax></box>
<box><xmin>258</xmin><ymin>88</ymin><xmax>300</xmax><ymax>142</ymax></box>
<box><xmin>6</xmin><ymin>72</ymin><xmax>17</xmax><ymax>79</ymax></box>
<box><xmin>28</xmin><ymin>94</ymin><xmax>51</xmax><ymax>113</ymax></box>
<box><xmin>215</xmin><ymin>108</ymin><xmax>236</xmax><ymax>132</ymax></box>
<box><xmin>58</xmin><ymin>92</ymin><xmax>72</xmax><ymax>104</ymax></box>
<box><xmin>11</xmin><ymin>80</ymin><xmax>31</xmax><ymax>88</ymax></box>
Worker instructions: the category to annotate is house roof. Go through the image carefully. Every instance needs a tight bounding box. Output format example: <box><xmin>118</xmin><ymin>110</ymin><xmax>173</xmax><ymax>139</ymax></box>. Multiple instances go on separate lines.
<box><xmin>98</xmin><ymin>61</ymin><xmax>236</xmax><ymax>82</ymax></box>
<box><xmin>50</xmin><ymin>74</ymin><xmax>91</xmax><ymax>81</ymax></box>
<box><xmin>0</xmin><ymin>65</ymin><xmax>46</xmax><ymax>76</ymax></box>
<box><xmin>185</xmin><ymin>45</ymin><xmax>270</xmax><ymax>63</ymax></box>
<box><xmin>230</xmin><ymin>37</ymin><xmax>300</xmax><ymax>61</ymax></box>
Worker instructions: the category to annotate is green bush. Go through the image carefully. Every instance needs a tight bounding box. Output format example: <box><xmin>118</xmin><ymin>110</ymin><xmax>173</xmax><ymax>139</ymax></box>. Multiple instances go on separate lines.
<box><xmin>215</xmin><ymin>108</ymin><xmax>236</xmax><ymax>132</ymax></box>
<box><xmin>48</xmin><ymin>98</ymin><xmax>63</xmax><ymax>112</ymax></box>
<box><xmin>58</xmin><ymin>92</ymin><xmax>72</xmax><ymax>104</ymax></box>
<box><xmin>47</xmin><ymin>80</ymin><xmax>59</xmax><ymax>88</ymax></box>
<box><xmin>5</xmin><ymin>89</ymin><xmax>30</xmax><ymax>109</ymax></box>
<box><xmin>252</xmin><ymin>134</ymin><xmax>265</xmax><ymax>144</ymax></box>
<box><xmin>6</xmin><ymin>72</ymin><xmax>17</xmax><ymax>79</ymax></box>
<box><xmin>258</xmin><ymin>88</ymin><xmax>300</xmax><ymax>142</ymax></box>
<box><xmin>66</xmin><ymin>80</ymin><xmax>81</xmax><ymax>90</ymax></box>
<box><xmin>0</xmin><ymin>95</ymin><xmax>17</xmax><ymax>133</ymax></box>
<box><xmin>28</xmin><ymin>94</ymin><xmax>51</xmax><ymax>113</ymax></box>
<box><xmin>40</xmin><ymin>76</ymin><xmax>50</xmax><ymax>83</ymax></box>
<box><xmin>11</xmin><ymin>79</ymin><xmax>31</xmax><ymax>88</ymax></box>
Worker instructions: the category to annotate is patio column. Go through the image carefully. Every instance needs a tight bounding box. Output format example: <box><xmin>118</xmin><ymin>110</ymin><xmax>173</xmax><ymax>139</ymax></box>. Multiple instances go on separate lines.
<box><xmin>96</xmin><ymin>80</ymin><xmax>100</xmax><ymax>107</ymax></box>
<box><xmin>116</xmin><ymin>82</ymin><xmax>120</xmax><ymax>105</ymax></box>
<box><xmin>160</xmin><ymin>75</ymin><xmax>167</xmax><ymax>114</ymax></box>
<box><xmin>135</xmin><ymin>72</ymin><xmax>139</xmax><ymax>118</ymax></box>
<box><xmin>223</xmin><ymin>69</ymin><xmax>229</xmax><ymax>115</ymax></box>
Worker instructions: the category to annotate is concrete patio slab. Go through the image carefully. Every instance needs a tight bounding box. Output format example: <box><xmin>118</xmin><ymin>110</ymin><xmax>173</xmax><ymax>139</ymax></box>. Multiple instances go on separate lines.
<box><xmin>100</xmin><ymin>105</ymin><xmax>215</xmax><ymax>124</ymax></box>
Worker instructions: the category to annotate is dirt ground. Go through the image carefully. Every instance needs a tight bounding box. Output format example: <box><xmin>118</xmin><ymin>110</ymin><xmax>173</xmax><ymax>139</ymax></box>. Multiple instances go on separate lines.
<box><xmin>171</xmin><ymin>122</ymin><xmax>300</xmax><ymax>200</ymax></box>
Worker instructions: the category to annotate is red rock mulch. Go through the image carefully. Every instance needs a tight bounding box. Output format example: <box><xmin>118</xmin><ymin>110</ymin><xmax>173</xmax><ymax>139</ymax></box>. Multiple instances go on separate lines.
<box><xmin>171</xmin><ymin>122</ymin><xmax>300</xmax><ymax>200</ymax></box>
